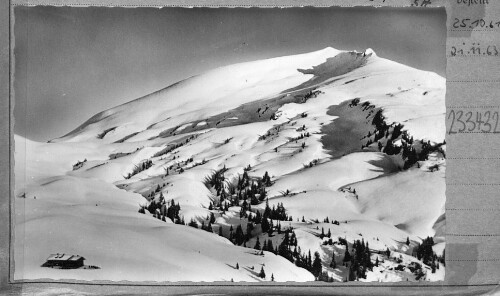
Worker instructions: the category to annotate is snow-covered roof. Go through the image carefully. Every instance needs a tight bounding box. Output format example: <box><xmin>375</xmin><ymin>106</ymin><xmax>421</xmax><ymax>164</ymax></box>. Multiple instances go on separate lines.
<box><xmin>46</xmin><ymin>253</ymin><xmax>85</xmax><ymax>261</ymax></box>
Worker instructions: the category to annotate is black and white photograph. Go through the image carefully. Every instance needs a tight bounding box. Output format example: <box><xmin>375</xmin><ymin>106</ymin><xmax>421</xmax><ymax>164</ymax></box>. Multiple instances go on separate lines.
<box><xmin>13</xmin><ymin>6</ymin><xmax>446</xmax><ymax>283</ymax></box>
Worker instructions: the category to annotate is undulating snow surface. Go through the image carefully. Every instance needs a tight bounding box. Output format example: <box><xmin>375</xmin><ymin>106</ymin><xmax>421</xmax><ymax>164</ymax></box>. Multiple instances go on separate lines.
<box><xmin>15</xmin><ymin>47</ymin><xmax>445</xmax><ymax>282</ymax></box>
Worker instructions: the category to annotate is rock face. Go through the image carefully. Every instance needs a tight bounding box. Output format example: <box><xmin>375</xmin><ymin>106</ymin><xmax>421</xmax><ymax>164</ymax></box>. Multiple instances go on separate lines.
<box><xmin>15</xmin><ymin>47</ymin><xmax>445</xmax><ymax>282</ymax></box>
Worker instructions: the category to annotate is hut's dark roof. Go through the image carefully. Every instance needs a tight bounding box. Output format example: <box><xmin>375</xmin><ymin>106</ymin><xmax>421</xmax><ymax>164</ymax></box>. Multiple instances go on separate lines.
<box><xmin>46</xmin><ymin>254</ymin><xmax>85</xmax><ymax>261</ymax></box>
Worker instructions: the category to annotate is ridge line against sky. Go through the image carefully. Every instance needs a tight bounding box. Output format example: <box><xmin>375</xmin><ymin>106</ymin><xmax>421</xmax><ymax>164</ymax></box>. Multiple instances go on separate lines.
<box><xmin>13</xmin><ymin>6</ymin><xmax>446</xmax><ymax>142</ymax></box>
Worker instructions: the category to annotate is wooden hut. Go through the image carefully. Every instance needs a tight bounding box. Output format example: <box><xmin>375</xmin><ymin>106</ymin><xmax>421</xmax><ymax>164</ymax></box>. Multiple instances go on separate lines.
<box><xmin>42</xmin><ymin>253</ymin><xmax>85</xmax><ymax>269</ymax></box>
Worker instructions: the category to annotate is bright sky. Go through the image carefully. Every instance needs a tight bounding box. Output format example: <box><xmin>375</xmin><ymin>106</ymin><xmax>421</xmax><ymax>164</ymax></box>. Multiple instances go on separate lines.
<box><xmin>14</xmin><ymin>6</ymin><xmax>446</xmax><ymax>142</ymax></box>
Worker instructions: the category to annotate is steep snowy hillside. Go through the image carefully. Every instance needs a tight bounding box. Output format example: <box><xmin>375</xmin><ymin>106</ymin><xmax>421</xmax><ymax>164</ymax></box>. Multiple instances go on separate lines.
<box><xmin>15</xmin><ymin>47</ymin><xmax>446</xmax><ymax>283</ymax></box>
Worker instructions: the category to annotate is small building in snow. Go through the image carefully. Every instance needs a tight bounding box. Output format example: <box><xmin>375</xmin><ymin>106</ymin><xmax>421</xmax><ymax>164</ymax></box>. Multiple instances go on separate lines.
<box><xmin>42</xmin><ymin>253</ymin><xmax>85</xmax><ymax>269</ymax></box>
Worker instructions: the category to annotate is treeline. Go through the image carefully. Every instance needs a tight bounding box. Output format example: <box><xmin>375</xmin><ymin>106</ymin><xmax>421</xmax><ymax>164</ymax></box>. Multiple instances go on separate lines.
<box><xmin>154</xmin><ymin>134</ymin><xmax>198</xmax><ymax>157</ymax></box>
<box><xmin>358</xmin><ymin>100</ymin><xmax>446</xmax><ymax>170</ymax></box>
<box><xmin>125</xmin><ymin>159</ymin><xmax>153</xmax><ymax>179</ymax></box>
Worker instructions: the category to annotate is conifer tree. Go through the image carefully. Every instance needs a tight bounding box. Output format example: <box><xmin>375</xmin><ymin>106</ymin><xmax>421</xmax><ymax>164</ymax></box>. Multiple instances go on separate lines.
<box><xmin>267</xmin><ymin>239</ymin><xmax>274</xmax><ymax>253</ymax></box>
<box><xmin>261</xmin><ymin>217</ymin><xmax>270</xmax><ymax>233</ymax></box>
<box><xmin>259</xmin><ymin>266</ymin><xmax>266</xmax><ymax>279</ymax></box>
<box><xmin>254</xmin><ymin>237</ymin><xmax>261</xmax><ymax>250</ymax></box>
<box><xmin>312</xmin><ymin>251</ymin><xmax>322</xmax><ymax>278</ymax></box>
<box><xmin>246</xmin><ymin>222</ymin><xmax>253</xmax><ymax>241</ymax></box>
<box><xmin>330</xmin><ymin>252</ymin><xmax>336</xmax><ymax>268</ymax></box>
<box><xmin>234</xmin><ymin>224</ymin><xmax>245</xmax><ymax>245</ymax></box>
<box><xmin>348</xmin><ymin>263</ymin><xmax>356</xmax><ymax>281</ymax></box>
<box><xmin>343</xmin><ymin>246</ymin><xmax>352</xmax><ymax>264</ymax></box>
<box><xmin>268</xmin><ymin>220</ymin><xmax>274</xmax><ymax>236</ymax></box>
<box><xmin>236</xmin><ymin>263</ymin><xmax>239</xmax><ymax>269</ymax></box>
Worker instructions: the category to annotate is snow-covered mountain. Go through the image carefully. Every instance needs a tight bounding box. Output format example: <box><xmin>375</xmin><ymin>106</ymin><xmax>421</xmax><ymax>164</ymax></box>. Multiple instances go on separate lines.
<box><xmin>14</xmin><ymin>47</ymin><xmax>446</xmax><ymax>282</ymax></box>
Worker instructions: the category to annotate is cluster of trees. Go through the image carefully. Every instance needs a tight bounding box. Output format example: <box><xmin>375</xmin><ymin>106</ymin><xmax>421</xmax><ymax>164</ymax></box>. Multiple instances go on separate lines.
<box><xmin>253</xmin><ymin>200</ymin><xmax>291</xmax><ymax>236</ymax></box>
<box><xmin>227</xmin><ymin>224</ymin><xmax>253</xmax><ymax>246</ymax></box>
<box><xmin>264</xmin><ymin>200</ymin><xmax>288</xmax><ymax>221</ymax></box>
<box><xmin>72</xmin><ymin>158</ymin><xmax>87</xmax><ymax>170</ymax></box>
<box><xmin>301</xmin><ymin>90</ymin><xmax>322</xmax><ymax>102</ymax></box>
<box><xmin>97</xmin><ymin>127</ymin><xmax>116</xmax><ymax>139</ymax></box>
<box><xmin>153</xmin><ymin>143</ymin><xmax>184</xmax><ymax>158</ymax></box>
<box><xmin>204</xmin><ymin>166</ymin><xmax>269</xmax><ymax>207</ymax></box>
<box><xmin>319</xmin><ymin>227</ymin><xmax>332</xmax><ymax>239</ymax></box>
<box><xmin>294</xmin><ymin>250</ymin><xmax>324</xmax><ymax>280</ymax></box>
<box><xmin>188</xmin><ymin>218</ymin><xmax>214</xmax><ymax>233</ymax></box>
<box><xmin>138</xmin><ymin>193</ymin><xmax>183</xmax><ymax>224</ymax></box>
<box><xmin>343</xmin><ymin>239</ymin><xmax>373</xmax><ymax>281</ymax></box>
<box><xmin>361</xmin><ymin>103</ymin><xmax>446</xmax><ymax>170</ymax></box>
<box><xmin>348</xmin><ymin>98</ymin><xmax>361</xmax><ymax>107</ymax></box>
<box><xmin>254</xmin><ymin>228</ymin><xmax>327</xmax><ymax>281</ymax></box>
<box><xmin>258</xmin><ymin>125</ymin><xmax>283</xmax><ymax>141</ymax></box>
<box><xmin>415</xmin><ymin>236</ymin><xmax>441</xmax><ymax>273</ymax></box>
<box><xmin>290</xmin><ymin>132</ymin><xmax>311</xmax><ymax>143</ymax></box>
<box><xmin>252</xmin><ymin>228</ymin><xmax>332</xmax><ymax>281</ymax></box>
<box><xmin>254</xmin><ymin>236</ymin><xmax>277</xmax><ymax>254</ymax></box>
<box><xmin>204</xmin><ymin>166</ymin><xmax>228</xmax><ymax>199</ymax></box>
<box><xmin>238</xmin><ymin>177</ymin><xmax>268</xmax><ymax>207</ymax></box>
<box><xmin>125</xmin><ymin>159</ymin><xmax>153</xmax><ymax>179</ymax></box>
<box><xmin>304</xmin><ymin>159</ymin><xmax>319</xmax><ymax>169</ymax></box>
<box><xmin>321</xmin><ymin>217</ymin><xmax>340</xmax><ymax>225</ymax></box>
<box><xmin>203</xmin><ymin>167</ymin><xmax>282</xmax><ymax>221</ymax></box>
<box><xmin>144</xmin><ymin>183</ymin><xmax>166</xmax><ymax>199</ymax></box>
<box><xmin>153</xmin><ymin>134</ymin><xmax>198</xmax><ymax>157</ymax></box>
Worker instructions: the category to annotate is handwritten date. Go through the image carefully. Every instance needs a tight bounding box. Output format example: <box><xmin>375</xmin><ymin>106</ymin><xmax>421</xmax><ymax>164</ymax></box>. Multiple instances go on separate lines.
<box><xmin>453</xmin><ymin>18</ymin><xmax>500</xmax><ymax>29</ymax></box>
<box><xmin>450</xmin><ymin>43</ymin><xmax>498</xmax><ymax>56</ymax></box>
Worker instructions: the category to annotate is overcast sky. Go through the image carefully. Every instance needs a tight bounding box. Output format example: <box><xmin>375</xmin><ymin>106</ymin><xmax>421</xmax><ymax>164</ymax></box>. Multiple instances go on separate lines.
<box><xmin>14</xmin><ymin>6</ymin><xmax>446</xmax><ymax>142</ymax></box>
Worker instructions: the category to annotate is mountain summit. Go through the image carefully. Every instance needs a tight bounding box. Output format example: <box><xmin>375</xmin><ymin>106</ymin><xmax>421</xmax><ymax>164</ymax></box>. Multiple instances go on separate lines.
<box><xmin>54</xmin><ymin>47</ymin><xmax>444</xmax><ymax>144</ymax></box>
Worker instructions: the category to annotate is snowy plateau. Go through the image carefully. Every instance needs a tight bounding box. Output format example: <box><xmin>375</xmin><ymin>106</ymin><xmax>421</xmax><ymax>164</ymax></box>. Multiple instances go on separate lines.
<box><xmin>14</xmin><ymin>47</ymin><xmax>446</xmax><ymax>283</ymax></box>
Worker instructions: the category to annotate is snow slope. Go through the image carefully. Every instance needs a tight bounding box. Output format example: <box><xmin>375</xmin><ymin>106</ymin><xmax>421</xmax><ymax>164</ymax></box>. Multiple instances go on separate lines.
<box><xmin>15</xmin><ymin>47</ymin><xmax>446</xmax><ymax>282</ymax></box>
<box><xmin>14</xmin><ymin>136</ymin><xmax>313</xmax><ymax>282</ymax></box>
